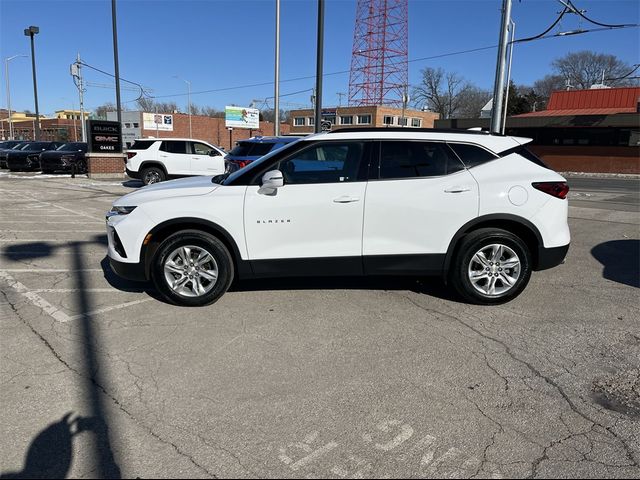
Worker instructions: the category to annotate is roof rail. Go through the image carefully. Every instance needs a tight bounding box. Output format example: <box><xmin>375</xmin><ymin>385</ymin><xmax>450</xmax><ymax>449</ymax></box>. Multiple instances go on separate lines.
<box><xmin>327</xmin><ymin>127</ymin><xmax>494</xmax><ymax>135</ymax></box>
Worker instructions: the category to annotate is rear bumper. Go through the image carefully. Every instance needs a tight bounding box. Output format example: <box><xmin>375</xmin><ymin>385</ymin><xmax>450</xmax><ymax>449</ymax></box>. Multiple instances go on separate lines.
<box><xmin>536</xmin><ymin>243</ymin><xmax>570</xmax><ymax>271</ymax></box>
<box><xmin>109</xmin><ymin>257</ymin><xmax>147</xmax><ymax>282</ymax></box>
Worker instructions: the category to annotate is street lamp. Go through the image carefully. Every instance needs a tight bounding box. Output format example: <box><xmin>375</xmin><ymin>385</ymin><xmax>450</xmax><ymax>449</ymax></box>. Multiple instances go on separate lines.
<box><xmin>23</xmin><ymin>25</ymin><xmax>41</xmax><ymax>140</ymax></box>
<box><xmin>173</xmin><ymin>75</ymin><xmax>192</xmax><ymax>138</ymax></box>
<box><xmin>4</xmin><ymin>54</ymin><xmax>27</xmax><ymax>140</ymax></box>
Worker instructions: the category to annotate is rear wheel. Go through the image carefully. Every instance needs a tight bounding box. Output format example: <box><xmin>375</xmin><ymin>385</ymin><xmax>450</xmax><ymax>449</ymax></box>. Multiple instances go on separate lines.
<box><xmin>151</xmin><ymin>230</ymin><xmax>234</xmax><ymax>306</ymax></box>
<box><xmin>141</xmin><ymin>166</ymin><xmax>165</xmax><ymax>185</ymax></box>
<box><xmin>450</xmin><ymin>228</ymin><xmax>532</xmax><ymax>304</ymax></box>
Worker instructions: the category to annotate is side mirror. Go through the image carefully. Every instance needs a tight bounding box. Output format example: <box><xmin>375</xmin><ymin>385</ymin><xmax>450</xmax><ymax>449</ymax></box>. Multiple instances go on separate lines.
<box><xmin>208</xmin><ymin>151</ymin><xmax>220</xmax><ymax>157</ymax></box>
<box><xmin>259</xmin><ymin>170</ymin><xmax>284</xmax><ymax>195</ymax></box>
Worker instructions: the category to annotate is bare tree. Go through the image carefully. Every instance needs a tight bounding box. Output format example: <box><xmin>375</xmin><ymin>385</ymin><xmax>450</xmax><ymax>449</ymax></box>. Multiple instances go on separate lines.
<box><xmin>532</xmin><ymin>74</ymin><xmax>566</xmax><ymax>109</ymax></box>
<box><xmin>412</xmin><ymin>68</ymin><xmax>477</xmax><ymax>119</ymax></box>
<box><xmin>552</xmin><ymin>51</ymin><xmax>636</xmax><ymax>89</ymax></box>
<box><xmin>456</xmin><ymin>87</ymin><xmax>492</xmax><ymax>118</ymax></box>
<box><xmin>200</xmin><ymin>106</ymin><xmax>224</xmax><ymax>118</ymax></box>
<box><xmin>136</xmin><ymin>97</ymin><xmax>156</xmax><ymax>112</ymax></box>
<box><xmin>94</xmin><ymin>102</ymin><xmax>117</xmax><ymax>119</ymax></box>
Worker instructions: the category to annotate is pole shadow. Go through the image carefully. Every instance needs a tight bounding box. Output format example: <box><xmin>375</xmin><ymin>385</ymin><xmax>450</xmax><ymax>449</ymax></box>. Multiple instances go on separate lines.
<box><xmin>2</xmin><ymin>237</ymin><xmax>122</xmax><ymax>479</ymax></box>
<box><xmin>591</xmin><ymin>239</ymin><xmax>640</xmax><ymax>288</ymax></box>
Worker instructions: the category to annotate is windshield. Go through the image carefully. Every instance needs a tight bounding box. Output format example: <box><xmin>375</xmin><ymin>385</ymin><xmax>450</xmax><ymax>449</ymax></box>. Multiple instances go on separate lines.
<box><xmin>24</xmin><ymin>142</ymin><xmax>51</xmax><ymax>150</ymax></box>
<box><xmin>221</xmin><ymin>138</ymin><xmax>305</xmax><ymax>185</ymax></box>
<box><xmin>57</xmin><ymin>143</ymin><xmax>87</xmax><ymax>152</ymax></box>
<box><xmin>14</xmin><ymin>143</ymin><xmax>31</xmax><ymax>150</ymax></box>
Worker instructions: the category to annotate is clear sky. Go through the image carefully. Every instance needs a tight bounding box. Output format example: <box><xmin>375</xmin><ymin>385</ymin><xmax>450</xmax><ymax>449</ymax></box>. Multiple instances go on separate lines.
<box><xmin>1</xmin><ymin>0</ymin><xmax>639</xmax><ymax>116</ymax></box>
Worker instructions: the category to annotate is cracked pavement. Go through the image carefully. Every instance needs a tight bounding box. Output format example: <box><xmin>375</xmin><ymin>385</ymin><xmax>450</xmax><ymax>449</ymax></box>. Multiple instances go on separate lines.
<box><xmin>1</xmin><ymin>173</ymin><xmax>639</xmax><ymax>478</ymax></box>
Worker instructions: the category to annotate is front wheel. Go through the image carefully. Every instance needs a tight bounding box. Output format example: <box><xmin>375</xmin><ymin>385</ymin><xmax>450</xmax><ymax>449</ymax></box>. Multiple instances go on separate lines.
<box><xmin>151</xmin><ymin>230</ymin><xmax>234</xmax><ymax>306</ymax></box>
<box><xmin>450</xmin><ymin>228</ymin><xmax>532</xmax><ymax>305</ymax></box>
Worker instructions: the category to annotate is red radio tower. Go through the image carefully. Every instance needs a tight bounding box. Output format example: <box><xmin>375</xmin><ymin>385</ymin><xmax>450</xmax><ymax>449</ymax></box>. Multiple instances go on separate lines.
<box><xmin>348</xmin><ymin>0</ymin><xmax>408</xmax><ymax>107</ymax></box>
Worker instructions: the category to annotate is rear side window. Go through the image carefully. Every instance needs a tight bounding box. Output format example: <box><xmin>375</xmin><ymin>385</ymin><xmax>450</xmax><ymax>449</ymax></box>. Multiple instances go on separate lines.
<box><xmin>378</xmin><ymin>141</ymin><xmax>464</xmax><ymax>179</ymax></box>
<box><xmin>448</xmin><ymin>143</ymin><xmax>498</xmax><ymax>168</ymax></box>
<box><xmin>229</xmin><ymin>141</ymin><xmax>275</xmax><ymax>157</ymax></box>
<box><xmin>249</xmin><ymin>142</ymin><xmax>276</xmax><ymax>157</ymax></box>
<box><xmin>160</xmin><ymin>141</ymin><xmax>188</xmax><ymax>154</ymax></box>
<box><xmin>514</xmin><ymin>147</ymin><xmax>549</xmax><ymax>168</ymax></box>
<box><xmin>129</xmin><ymin>140</ymin><xmax>155</xmax><ymax>150</ymax></box>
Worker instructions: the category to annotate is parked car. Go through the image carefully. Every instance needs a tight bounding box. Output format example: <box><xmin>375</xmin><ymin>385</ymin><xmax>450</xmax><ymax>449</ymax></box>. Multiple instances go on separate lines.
<box><xmin>6</xmin><ymin>141</ymin><xmax>63</xmax><ymax>171</ymax></box>
<box><xmin>106</xmin><ymin>127</ymin><xmax>570</xmax><ymax>307</ymax></box>
<box><xmin>0</xmin><ymin>141</ymin><xmax>33</xmax><ymax>169</ymax></box>
<box><xmin>125</xmin><ymin>138</ymin><xmax>227</xmax><ymax>185</ymax></box>
<box><xmin>39</xmin><ymin>142</ymin><xmax>88</xmax><ymax>174</ymax></box>
<box><xmin>224</xmin><ymin>135</ymin><xmax>302</xmax><ymax>172</ymax></box>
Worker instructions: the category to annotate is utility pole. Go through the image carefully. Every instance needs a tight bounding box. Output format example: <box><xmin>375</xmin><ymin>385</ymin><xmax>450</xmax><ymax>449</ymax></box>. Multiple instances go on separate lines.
<box><xmin>111</xmin><ymin>0</ymin><xmax>123</xmax><ymax>129</ymax></box>
<box><xmin>24</xmin><ymin>26</ymin><xmax>41</xmax><ymax>141</ymax></box>
<box><xmin>502</xmin><ymin>20</ymin><xmax>515</xmax><ymax>135</ymax></box>
<box><xmin>336</xmin><ymin>92</ymin><xmax>346</xmax><ymax>107</ymax></box>
<box><xmin>4</xmin><ymin>54</ymin><xmax>27</xmax><ymax>140</ymax></box>
<box><xmin>401</xmin><ymin>85</ymin><xmax>410</xmax><ymax>127</ymax></box>
<box><xmin>314</xmin><ymin>0</ymin><xmax>325</xmax><ymax>133</ymax></box>
<box><xmin>71</xmin><ymin>53</ymin><xmax>87</xmax><ymax>142</ymax></box>
<box><xmin>274</xmin><ymin>0</ymin><xmax>281</xmax><ymax>136</ymax></box>
<box><xmin>490</xmin><ymin>0</ymin><xmax>512</xmax><ymax>134</ymax></box>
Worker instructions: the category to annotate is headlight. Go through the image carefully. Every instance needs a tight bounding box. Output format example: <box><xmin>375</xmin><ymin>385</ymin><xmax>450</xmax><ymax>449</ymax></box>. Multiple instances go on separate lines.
<box><xmin>109</xmin><ymin>205</ymin><xmax>137</xmax><ymax>215</ymax></box>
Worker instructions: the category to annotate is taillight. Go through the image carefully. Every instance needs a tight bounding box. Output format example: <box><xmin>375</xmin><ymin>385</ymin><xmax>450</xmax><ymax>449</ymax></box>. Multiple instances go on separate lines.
<box><xmin>233</xmin><ymin>160</ymin><xmax>251</xmax><ymax>168</ymax></box>
<box><xmin>126</xmin><ymin>152</ymin><xmax>137</xmax><ymax>159</ymax></box>
<box><xmin>532</xmin><ymin>182</ymin><xmax>569</xmax><ymax>199</ymax></box>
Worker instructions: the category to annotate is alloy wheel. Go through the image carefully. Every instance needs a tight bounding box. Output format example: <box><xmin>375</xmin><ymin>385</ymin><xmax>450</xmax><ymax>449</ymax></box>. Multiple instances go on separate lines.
<box><xmin>468</xmin><ymin>243</ymin><xmax>521</xmax><ymax>297</ymax></box>
<box><xmin>163</xmin><ymin>245</ymin><xmax>219</xmax><ymax>297</ymax></box>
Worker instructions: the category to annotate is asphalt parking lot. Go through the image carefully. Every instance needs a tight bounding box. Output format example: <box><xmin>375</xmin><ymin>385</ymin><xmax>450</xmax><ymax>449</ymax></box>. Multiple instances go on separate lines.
<box><xmin>1</xmin><ymin>172</ymin><xmax>639</xmax><ymax>479</ymax></box>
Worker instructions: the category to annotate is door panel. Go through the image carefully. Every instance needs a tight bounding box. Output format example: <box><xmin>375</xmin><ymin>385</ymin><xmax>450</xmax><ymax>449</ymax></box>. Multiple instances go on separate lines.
<box><xmin>190</xmin><ymin>142</ymin><xmax>224</xmax><ymax>175</ymax></box>
<box><xmin>363</xmin><ymin>141</ymin><xmax>479</xmax><ymax>258</ymax></box>
<box><xmin>244</xmin><ymin>182</ymin><xmax>367</xmax><ymax>260</ymax></box>
<box><xmin>160</xmin><ymin>141</ymin><xmax>191</xmax><ymax>175</ymax></box>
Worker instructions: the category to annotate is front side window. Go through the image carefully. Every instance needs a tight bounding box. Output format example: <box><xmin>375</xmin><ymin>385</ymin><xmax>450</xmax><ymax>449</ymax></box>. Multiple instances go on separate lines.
<box><xmin>160</xmin><ymin>140</ymin><xmax>188</xmax><ymax>154</ymax></box>
<box><xmin>278</xmin><ymin>142</ymin><xmax>365</xmax><ymax>184</ymax></box>
<box><xmin>379</xmin><ymin>141</ymin><xmax>464</xmax><ymax>179</ymax></box>
<box><xmin>191</xmin><ymin>142</ymin><xmax>214</xmax><ymax>155</ymax></box>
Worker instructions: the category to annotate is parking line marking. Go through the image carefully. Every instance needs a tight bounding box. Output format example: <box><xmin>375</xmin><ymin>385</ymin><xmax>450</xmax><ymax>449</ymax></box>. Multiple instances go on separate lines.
<box><xmin>0</xmin><ymin>268</ymin><xmax>104</xmax><ymax>272</ymax></box>
<box><xmin>1</xmin><ymin>230</ymin><xmax>106</xmax><ymax>233</ymax></box>
<box><xmin>8</xmin><ymin>191</ymin><xmax>103</xmax><ymax>222</ymax></box>
<box><xmin>32</xmin><ymin>288</ymin><xmax>126</xmax><ymax>293</ymax></box>
<box><xmin>0</xmin><ymin>270</ymin><xmax>72</xmax><ymax>323</ymax></box>
<box><xmin>68</xmin><ymin>298</ymin><xmax>152</xmax><ymax>320</ymax></box>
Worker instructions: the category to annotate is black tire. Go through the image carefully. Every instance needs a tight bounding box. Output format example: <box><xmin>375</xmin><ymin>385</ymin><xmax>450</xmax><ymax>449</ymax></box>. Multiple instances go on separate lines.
<box><xmin>76</xmin><ymin>159</ymin><xmax>87</xmax><ymax>174</ymax></box>
<box><xmin>151</xmin><ymin>230</ymin><xmax>234</xmax><ymax>307</ymax></box>
<box><xmin>449</xmin><ymin>228</ymin><xmax>532</xmax><ymax>305</ymax></box>
<box><xmin>141</xmin><ymin>166</ymin><xmax>166</xmax><ymax>185</ymax></box>
<box><xmin>41</xmin><ymin>169</ymin><xmax>53</xmax><ymax>174</ymax></box>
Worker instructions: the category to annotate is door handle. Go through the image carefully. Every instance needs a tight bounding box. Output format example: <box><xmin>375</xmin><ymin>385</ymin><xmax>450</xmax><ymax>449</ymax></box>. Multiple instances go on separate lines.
<box><xmin>333</xmin><ymin>195</ymin><xmax>360</xmax><ymax>203</ymax></box>
<box><xmin>444</xmin><ymin>186</ymin><xmax>471</xmax><ymax>193</ymax></box>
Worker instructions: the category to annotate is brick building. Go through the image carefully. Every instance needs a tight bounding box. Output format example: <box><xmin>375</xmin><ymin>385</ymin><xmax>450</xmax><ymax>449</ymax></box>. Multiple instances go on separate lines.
<box><xmin>288</xmin><ymin>105</ymin><xmax>439</xmax><ymax>134</ymax></box>
<box><xmin>107</xmin><ymin>111</ymin><xmax>290</xmax><ymax>150</ymax></box>
<box><xmin>1</xmin><ymin>109</ymin><xmax>89</xmax><ymax>142</ymax></box>
<box><xmin>436</xmin><ymin>87</ymin><xmax>640</xmax><ymax>174</ymax></box>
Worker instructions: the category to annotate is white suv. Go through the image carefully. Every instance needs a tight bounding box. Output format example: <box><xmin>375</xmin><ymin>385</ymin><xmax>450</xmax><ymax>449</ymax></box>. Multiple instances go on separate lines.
<box><xmin>107</xmin><ymin>128</ymin><xmax>570</xmax><ymax>306</ymax></box>
<box><xmin>125</xmin><ymin>138</ymin><xmax>226</xmax><ymax>185</ymax></box>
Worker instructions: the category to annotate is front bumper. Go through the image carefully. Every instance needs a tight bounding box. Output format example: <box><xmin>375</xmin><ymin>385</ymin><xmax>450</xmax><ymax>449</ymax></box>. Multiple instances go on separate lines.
<box><xmin>536</xmin><ymin>243</ymin><xmax>570</xmax><ymax>271</ymax></box>
<box><xmin>7</xmin><ymin>156</ymin><xmax>39</xmax><ymax>170</ymax></box>
<box><xmin>109</xmin><ymin>257</ymin><xmax>147</xmax><ymax>281</ymax></box>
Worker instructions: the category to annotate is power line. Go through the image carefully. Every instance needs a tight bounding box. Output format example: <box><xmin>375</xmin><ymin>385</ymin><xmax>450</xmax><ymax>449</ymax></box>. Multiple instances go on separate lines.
<box><xmin>559</xmin><ymin>0</ymin><xmax>635</xmax><ymax>28</ymax></box>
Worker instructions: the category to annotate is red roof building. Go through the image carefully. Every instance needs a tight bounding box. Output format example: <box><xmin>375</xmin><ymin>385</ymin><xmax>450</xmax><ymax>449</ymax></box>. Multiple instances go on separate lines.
<box><xmin>515</xmin><ymin>87</ymin><xmax>640</xmax><ymax>117</ymax></box>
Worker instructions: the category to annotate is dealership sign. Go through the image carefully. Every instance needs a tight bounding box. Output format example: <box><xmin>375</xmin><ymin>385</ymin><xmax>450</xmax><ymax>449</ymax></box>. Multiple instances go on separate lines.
<box><xmin>143</xmin><ymin>112</ymin><xmax>174</xmax><ymax>131</ymax></box>
<box><xmin>225</xmin><ymin>106</ymin><xmax>259</xmax><ymax>129</ymax></box>
<box><xmin>87</xmin><ymin>120</ymin><xmax>122</xmax><ymax>153</ymax></box>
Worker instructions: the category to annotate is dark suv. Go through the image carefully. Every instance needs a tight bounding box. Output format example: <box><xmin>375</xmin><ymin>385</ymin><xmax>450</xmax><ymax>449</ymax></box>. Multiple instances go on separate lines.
<box><xmin>225</xmin><ymin>136</ymin><xmax>301</xmax><ymax>171</ymax></box>
<box><xmin>6</xmin><ymin>141</ymin><xmax>63</xmax><ymax>171</ymax></box>
<box><xmin>0</xmin><ymin>141</ymin><xmax>32</xmax><ymax>169</ymax></box>
<box><xmin>40</xmin><ymin>142</ymin><xmax>88</xmax><ymax>173</ymax></box>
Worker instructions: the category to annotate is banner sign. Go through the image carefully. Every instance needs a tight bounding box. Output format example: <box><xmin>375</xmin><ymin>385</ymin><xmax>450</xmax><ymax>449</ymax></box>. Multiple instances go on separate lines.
<box><xmin>87</xmin><ymin>120</ymin><xmax>122</xmax><ymax>153</ymax></box>
<box><xmin>143</xmin><ymin>112</ymin><xmax>174</xmax><ymax>131</ymax></box>
<box><xmin>225</xmin><ymin>106</ymin><xmax>259</xmax><ymax>129</ymax></box>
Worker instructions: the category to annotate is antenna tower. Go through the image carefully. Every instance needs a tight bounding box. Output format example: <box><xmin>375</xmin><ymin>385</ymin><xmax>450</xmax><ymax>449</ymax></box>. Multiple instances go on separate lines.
<box><xmin>348</xmin><ymin>0</ymin><xmax>408</xmax><ymax>107</ymax></box>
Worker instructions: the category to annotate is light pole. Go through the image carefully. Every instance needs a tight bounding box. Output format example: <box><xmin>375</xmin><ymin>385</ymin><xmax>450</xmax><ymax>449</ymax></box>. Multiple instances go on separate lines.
<box><xmin>274</xmin><ymin>0</ymin><xmax>281</xmax><ymax>136</ymax></box>
<box><xmin>173</xmin><ymin>75</ymin><xmax>192</xmax><ymax>138</ymax></box>
<box><xmin>314</xmin><ymin>0</ymin><xmax>325</xmax><ymax>133</ymax></box>
<box><xmin>490</xmin><ymin>0</ymin><xmax>512</xmax><ymax>134</ymax></box>
<box><xmin>4</xmin><ymin>54</ymin><xmax>27</xmax><ymax>140</ymax></box>
<box><xmin>23</xmin><ymin>26</ymin><xmax>41</xmax><ymax>141</ymax></box>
